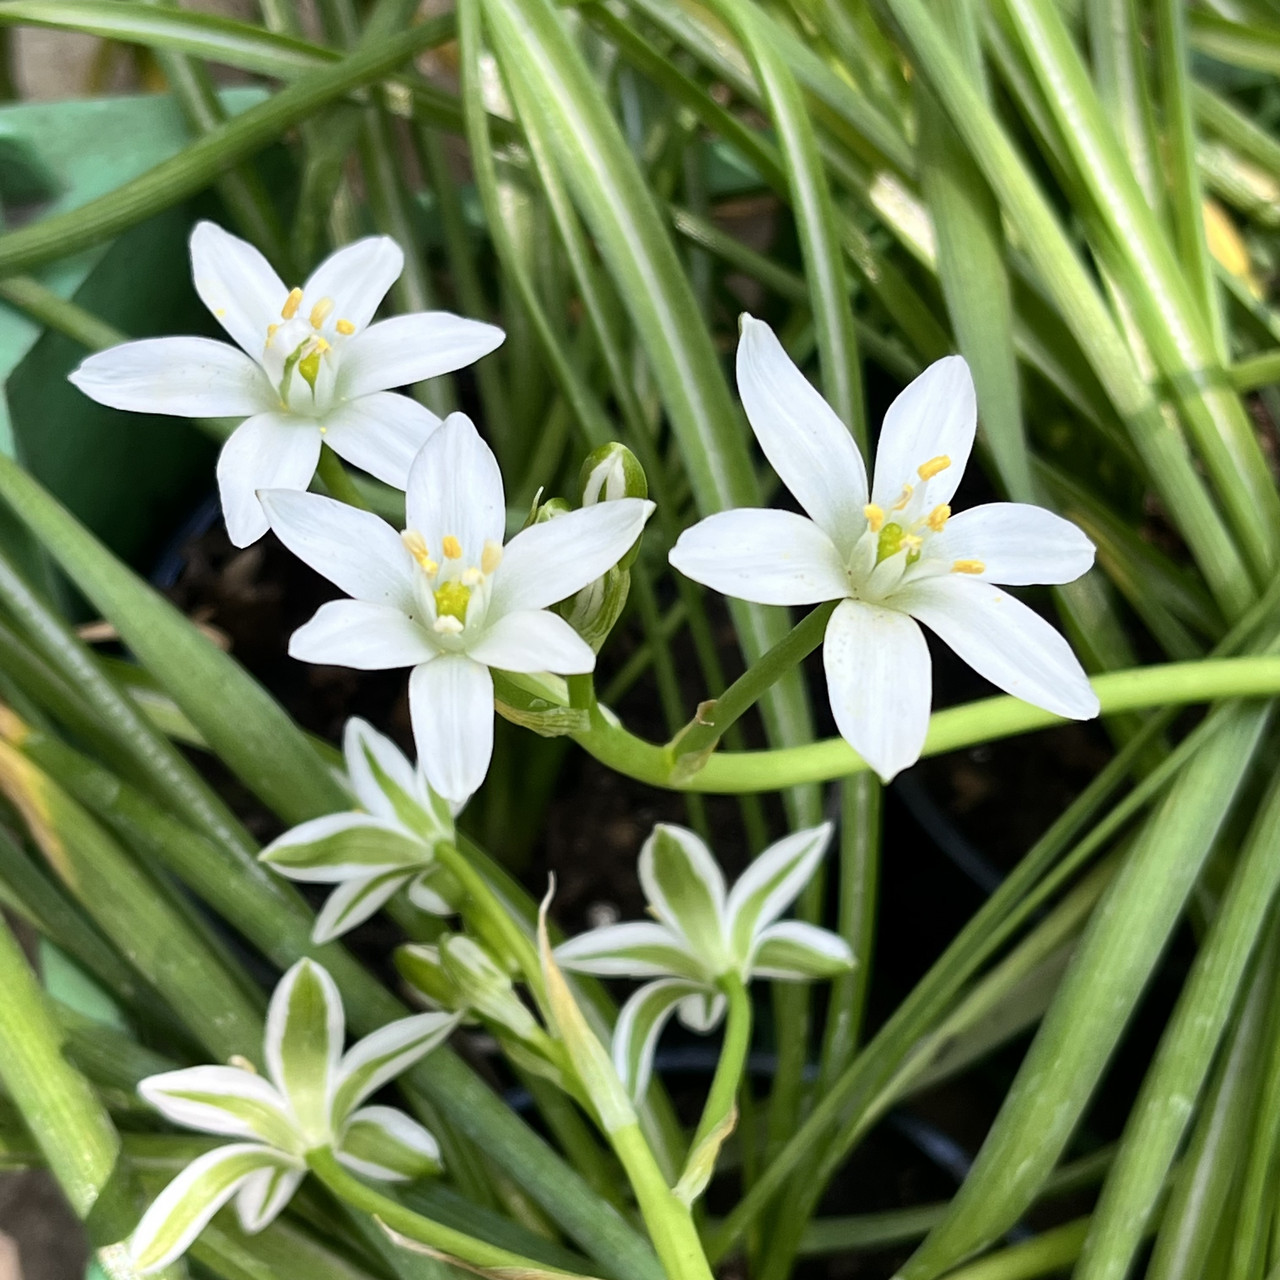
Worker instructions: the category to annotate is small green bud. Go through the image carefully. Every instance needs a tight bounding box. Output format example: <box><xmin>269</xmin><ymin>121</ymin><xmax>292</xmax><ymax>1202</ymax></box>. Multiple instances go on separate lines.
<box><xmin>533</xmin><ymin>497</ymin><xmax>572</xmax><ymax>525</ymax></box>
<box><xmin>440</xmin><ymin>934</ymin><xmax>542</xmax><ymax>1043</ymax></box>
<box><xmin>579</xmin><ymin>443</ymin><xmax>647</xmax><ymax>506</ymax></box>
<box><xmin>560</xmin><ymin>564</ymin><xmax>631</xmax><ymax>653</ymax></box>
<box><xmin>396</xmin><ymin>944</ymin><xmax>466</xmax><ymax>1013</ymax></box>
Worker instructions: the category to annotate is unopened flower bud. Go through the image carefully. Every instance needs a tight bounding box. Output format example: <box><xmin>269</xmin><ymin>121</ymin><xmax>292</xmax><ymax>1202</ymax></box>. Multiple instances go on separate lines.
<box><xmin>440</xmin><ymin>934</ymin><xmax>542</xmax><ymax>1043</ymax></box>
<box><xmin>579</xmin><ymin>443</ymin><xmax>647</xmax><ymax>506</ymax></box>
<box><xmin>533</xmin><ymin>497</ymin><xmax>572</xmax><ymax>525</ymax></box>
<box><xmin>396</xmin><ymin>944</ymin><xmax>465</xmax><ymax>1013</ymax></box>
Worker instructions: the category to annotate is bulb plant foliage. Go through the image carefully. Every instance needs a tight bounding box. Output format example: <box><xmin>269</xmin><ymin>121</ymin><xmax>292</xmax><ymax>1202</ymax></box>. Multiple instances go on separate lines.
<box><xmin>0</xmin><ymin>4</ymin><xmax>1276</xmax><ymax>1279</ymax></box>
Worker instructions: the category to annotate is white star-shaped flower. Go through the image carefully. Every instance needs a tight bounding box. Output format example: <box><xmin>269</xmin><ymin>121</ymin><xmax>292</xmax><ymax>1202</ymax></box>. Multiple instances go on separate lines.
<box><xmin>69</xmin><ymin>221</ymin><xmax>504</xmax><ymax>546</ymax></box>
<box><xmin>556</xmin><ymin>822</ymin><xmax>851</xmax><ymax>1097</ymax></box>
<box><xmin>261</xmin><ymin>412</ymin><xmax>655</xmax><ymax>804</ymax></box>
<box><xmin>669</xmin><ymin>316</ymin><xmax>1099</xmax><ymax>781</ymax></box>
<box><xmin>130</xmin><ymin>960</ymin><xmax>456</xmax><ymax>1273</ymax></box>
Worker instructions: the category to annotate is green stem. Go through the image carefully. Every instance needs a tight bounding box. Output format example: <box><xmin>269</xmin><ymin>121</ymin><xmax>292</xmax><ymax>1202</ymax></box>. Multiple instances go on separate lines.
<box><xmin>667</xmin><ymin>603</ymin><xmax>835</xmax><ymax>777</ymax></box>
<box><xmin>577</xmin><ymin>655</ymin><xmax>1280</xmax><ymax>793</ymax></box>
<box><xmin>314</xmin><ymin>444</ymin><xmax>370</xmax><ymax>509</ymax></box>
<box><xmin>305</xmin><ymin>1147</ymin><xmax>591</xmax><ymax>1276</ymax></box>
<box><xmin>690</xmin><ymin>975</ymin><xmax>751</xmax><ymax>1153</ymax></box>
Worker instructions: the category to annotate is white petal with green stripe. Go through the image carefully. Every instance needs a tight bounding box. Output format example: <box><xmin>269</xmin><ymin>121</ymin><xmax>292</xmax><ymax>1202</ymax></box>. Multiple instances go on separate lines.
<box><xmin>261</xmin><ymin>812</ymin><xmax>431</xmax><ymax>881</ymax></box>
<box><xmin>612</xmin><ymin>977</ymin><xmax>709</xmax><ymax>1099</ymax></box>
<box><xmin>312</xmin><ymin>869</ymin><xmax>413</xmax><ymax>943</ymax></box>
<box><xmin>555</xmin><ymin>921</ymin><xmax>708</xmax><ymax>980</ymax></box>
<box><xmin>638</xmin><ymin>825</ymin><xmax>730</xmax><ymax>972</ymax></box>
<box><xmin>750</xmin><ymin>920</ymin><xmax>854</xmax><ymax>980</ymax></box>
<box><xmin>725</xmin><ymin>823</ymin><xmax>834</xmax><ymax>962</ymax></box>
<box><xmin>332</xmin><ymin>1011</ymin><xmax>459</xmax><ymax>1121</ymax></box>
<box><xmin>337</xmin><ymin>1104</ymin><xmax>443</xmax><ymax>1181</ymax></box>
<box><xmin>233</xmin><ymin>1161</ymin><xmax>306</xmax><ymax>1232</ymax></box>
<box><xmin>265</xmin><ymin>959</ymin><xmax>344</xmax><ymax>1140</ymax></box>
<box><xmin>344</xmin><ymin>716</ymin><xmax>456</xmax><ymax>839</ymax></box>
<box><xmin>138</xmin><ymin>1066</ymin><xmax>299</xmax><ymax>1151</ymax></box>
<box><xmin>129</xmin><ymin>1144</ymin><xmax>301</xmax><ymax>1273</ymax></box>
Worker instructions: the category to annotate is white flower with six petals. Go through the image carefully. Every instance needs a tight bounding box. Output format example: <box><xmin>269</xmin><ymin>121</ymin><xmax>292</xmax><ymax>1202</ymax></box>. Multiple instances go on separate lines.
<box><xmin>69</xmin><ymin>221</ymin><xmax>504</xmax><ymax>545</ymax></box>
<box><xmin>130</xmin><ymin>959</ymin><xmax>456</xmax><ymax>1273</ymax></box>
<box><xmin>669</xmin><ymin>316</ymin><xmax>1099</xmax><ymax>781</ymax></box>
<box><xmin>556</xmin><ymin>822</ymin><xmax>851</xmax><ymax>1097</ymax></box>
<box><xmin>261</xmin><ymin>413</ymin><xmax>655</xmax><ymax>804</ymax></box>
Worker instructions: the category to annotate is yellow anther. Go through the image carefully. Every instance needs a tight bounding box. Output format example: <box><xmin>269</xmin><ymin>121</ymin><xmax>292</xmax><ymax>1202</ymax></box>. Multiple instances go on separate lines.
<box><xmin>309</xmin><ymin>296</ymin><xmax>335</xmax><ymax>329</ymax></box>
<box><xmin>336</xmin><ymin>318</ymin><xmax>356</xmax><ymax>336</ymax></box>
<box><xmin>265</xmin><ymin>323</ymin><xmax>279</xmax><ymax>346</ymax></box>
<box><xmin>442</xmin><ymin>535</ymin><xmax>463</xmax><ymax>560</ymax></box>
<box><xmin>901</xmin><ymin>533</ymin><xmax>923</xmax><ymax>552</ymax></box>
<box><xmin>402</xmin><ymin>530</ymin><xmax>437</xmax><ymax>574</ymax></box>
<box><xmin>863</xmin><ymin>503</ymin><xmax>885</xmax><ymax>534</ymax></box>
<box><xmin>917</xmin><ymin>455</ymin><xmax>951</xmax><ymax>481</ymax></box>
<box><xmin>461</xmin><ymin>567</ymin><xmax>483</xmax><ymax>587</ymax></box>
<box><xmin>281</xmin><ymin>287</ymin><xmax>303</xmax><ymax>320</ymax></box>
<box><xmin>952</xmin><ymin>559</ymin><xmax>986</xmax><ymax>575</ymax></box>
<box><xmin>892</xmin><ymin>484</ymin><xmax>914</xmax><ymax>512</ymax></box>
<box><xmin>433</xmin><ymin>615</ymin><xmax>464</xmax><ymax>635</ymax></box>
<box><xmin>481</xmin><ymin>540</ymin><xmax>503</xmax><ymax>575</ymax></box>
<box><xmin>927</xmin><ymin>504</ymin><xmax>951</xmax><ymax>532</ymax></box>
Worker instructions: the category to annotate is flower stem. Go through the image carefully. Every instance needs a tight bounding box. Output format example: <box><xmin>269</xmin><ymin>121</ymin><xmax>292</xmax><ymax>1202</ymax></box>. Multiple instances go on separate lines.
<box><xmin>579</xmin><ymin>655</ymin><xmax>1280</xmax><ymax>793</ymax></box>
<box><xmin>305</xmin><ymin>1147</ymin><xmax>594</xmax><ymax>1276</ymax></box>
<box><xmin>667</xmin><ymin>602</ymin><xmax>835</xmax><ymax>779</ymax></box>
<box><xmin>314</xmin><ymin>444</ymin><xmax>370</xmax><ymax>509</ymax></box>
<box><xmin>690</xmin><ymin>974</ymin><xmax>752</xmax><ymax>1154</ymax></box>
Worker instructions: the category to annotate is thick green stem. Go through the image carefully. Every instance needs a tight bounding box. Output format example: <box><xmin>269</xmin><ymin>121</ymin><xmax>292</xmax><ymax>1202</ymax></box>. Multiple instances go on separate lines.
<box><xmin>582</xmin><ymin>656</ymin><xmax>1280</xmax><ymax>793</ymax></box>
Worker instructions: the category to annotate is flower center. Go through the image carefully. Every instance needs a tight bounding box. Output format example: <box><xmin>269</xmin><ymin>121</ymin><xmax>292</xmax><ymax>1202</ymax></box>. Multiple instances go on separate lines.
<box><xmin>402</xmin><ymin>530</ymin><xmax>504</xmax><ymax>641</ymax></box>
<box><xmin>264</xmin><ymin>289</ymin><xmax>356</xmax><ymax>410</ymax></box>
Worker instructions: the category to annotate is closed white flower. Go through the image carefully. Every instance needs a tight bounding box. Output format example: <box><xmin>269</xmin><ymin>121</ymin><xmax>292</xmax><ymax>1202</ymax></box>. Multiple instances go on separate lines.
<box><xmin>669</xmin><ymin>316</ymin><xmax>1099</xmax><ymax>782</ymax></box>
<box><xmin>261</xmin><ymin>413</ymin><xmax>655</xmax><ymax>803</ymax></box>
<box><xmin>69</xmin><ymin>221</ymin><xmax>504</xmax><ymax>546</ymax></box>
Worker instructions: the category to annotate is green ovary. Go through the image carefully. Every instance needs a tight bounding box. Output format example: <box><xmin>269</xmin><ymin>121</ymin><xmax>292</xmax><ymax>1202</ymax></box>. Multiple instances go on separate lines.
<box><xmin>434</xmin><ymin>580</ymin><xmax>472</xmax><ymax>624</ymax></box>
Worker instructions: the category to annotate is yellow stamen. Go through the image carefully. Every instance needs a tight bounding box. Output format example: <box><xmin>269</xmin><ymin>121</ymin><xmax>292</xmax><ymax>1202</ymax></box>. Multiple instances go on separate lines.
<box><xmin>917</xmin><ymin>455</ymin><xmax>951</xmax><ymax>481</ymax></box>
<box><xmin>863</xmin><ymin>503</ymin><xmax>885</xmax><ymax>534</ymax></box>
<box><xmin>309</xmin><ymin>296</ymin><xmax>335</xmax><ymax>328</ymax></box>
<box><xmin>927</xmin><ymin>504</ymin><xmax>951</xmax><ymax>532</ymax></box>
<box><xmin>481</xmin><ymin>539</ymin><xmax>503</xmax><ymax>575</ymax></box>
<box><xmin>401</xmin><ymin>530</ymin><xmax>437</xmax><ymax>573</ymax></box>
<box><xmin>952</xmin><ymin>559</ymin><xmax>986</xmax><ymax>575</ymax></box>
<box><xmin>265</xmin><ymin>323</ymin><xmax>279</xmax><ymax>345</ymax></box>
<box><xmin>892</xmin><ymin>484</ymin><xmax>914</xmax><ymax>512</ymax></box>
<box><xmin>281</xmin><ymin>287</ymin><xmax>303</xmax><ymax>320</ymax></box>
<box><xmin>442</xmin><ymin>535</ymin><xmax>463</xmax><ymax>560</ymax></box>
<box><xmin>901</xmin><ymin>534</ymin><xmax>923</xmax><ymax>552</ymax></box>
<box><xmin>336</xmin><ymin>318</ymin><xmax>356</xmax><ymax>336</ymax></box>
<box><xmin>461</xmin><ymin>567</ymin><xmax>483</xmax><ymax>587</ymax></box>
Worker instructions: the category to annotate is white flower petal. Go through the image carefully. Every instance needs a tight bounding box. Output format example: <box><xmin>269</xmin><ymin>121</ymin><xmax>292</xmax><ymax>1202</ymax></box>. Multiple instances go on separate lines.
<box><xmin>260</xmin><ymin>489</ymin><xmax>416</xmax><ymax>609</ymax></box>
<box><xmin>343</xmin><ymin>717</ymin><xmax>433</xmax><ymax>824</ymax></box>
<box><xmin>234</xmin><ymin>1163</ymin><xmax>305</xmax><ymax>1233</ymax></box>
<box><xmin>334</xmin><ymin>1012</ymin><xmax>459</xmax><ymax>1120</ymax></box>
<box><xmin>749</xmin><ymin>920</ymin><xmax>855</xmax><ymax>980</ymax></box>
<box><xmin>676</xmin><ymin>990</ymin><xmax>726</xmax><ymax>1034</ymax></box>
<box><xmin>189</xmin><ymin>220</ymin><xmax>288</xmax><ymax>358</ymax></box>
<box><xmin>69</xmin><ymin>337</ymin><xmax>273</xmax><ymax>417</ymax></box>
<box><xmin>668</xmin><ymin>509</ymin><xmax>849</xmax><ymax>606</ymax></box>
<box><xmin>302</xmin><ymin>236</ymin><xmax>403</xmax><ymax>332</ymax></box>
<box><xmin>491</xmin><ymin>499</ymin><xmax>655</xmax><ymax>614</ymax></box>
<box><xmin>724</xmin><ymin>823</ymin><xmax>835</xmax><ymax>958</ymax></box>
<box><xmin>409</xmin><ymin>654</ymin><xmax>494</xmax><ymax>804</ymax></box>
<box><xmin>823</xmin><ymin>598</ymin><xmax>932</xmax><ymax>783</ymax></box>
<box><xmin>895</xmin><ymin>576</ymin><xmax>1100</xmax><ymax>720</ymax></box>
<box><xmin>130</xmin><ymin>1144</ymin><xmax>296</xmax><ymax>1274</ymax></box>
<box><xmin>138</xmin><ymin>1066</ymin><xmax>295</xmax><ymax>1148</ymax></box>
<box><xmin>736</xmin><ymin>315</ymin><xmax>869</xmax><ymax>548</ymax></box>
<box><xmin>265</xmin><ymin>959</ymin><xmax>344</xmax><ymax>1134</ymax></box>
<box><xmin>555</xmin><ymin>922</ymin><xmax>707</xmax><ymax>980</ymax></box>
<box><xmin>467</xmin><ymin>610</ymin><xmax>595</xmax><ymax>674</ymax></box>
<box><xmin>405</xmin><ymin>414</ymin><xmax>506</xmax><ymax>562</ymax></box>
<box><xmin>338</xmin><ymin>313</ymin><xmax>505</xmax><ymax>400</ymax></box>
<box><xmin>612</xmin><ymin>978</ymin><xmax>707</xmax><ymax>1099</ymax></box>
<box><xmin>261</xmin><ymin>811</ymin><xmax>427</xmax><ymax>882</ymax></box>
<box><xmin>337</xmin><ymin>1105</ymin><xmax>443</xmax><ymax>1181</ymax></box>
<box><xmin>870</xmin><ymin>356</ymin><xmax>975</xmax><ymax>509</ymax></box>
<box><xmin>313</xmin><ymin>871</ymin><xmax>412</xmax><ymax>944</ymax></box>
<box><xmin>218</xmin><ymin>413</ymin><xmax>322</xmax><ymax>548</ymax></box>
<box><xmin>320</xmin><ymin>392</ymin><xmax>442</xmax><ymax>488</ymax></box>
<box><xmin>289</xmin><ymin>600</ymin><xmax>438</xmax><ymax>670</ymax></box>
<box><xmin>638</xmin><ymin>825</ymin><xmax>729</xmax><ymax>969</ymax></box>
<box><xmin>933</xmin><ymin>503</ymin><xmax>1096</xmax><ymax>586</ymax></box>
